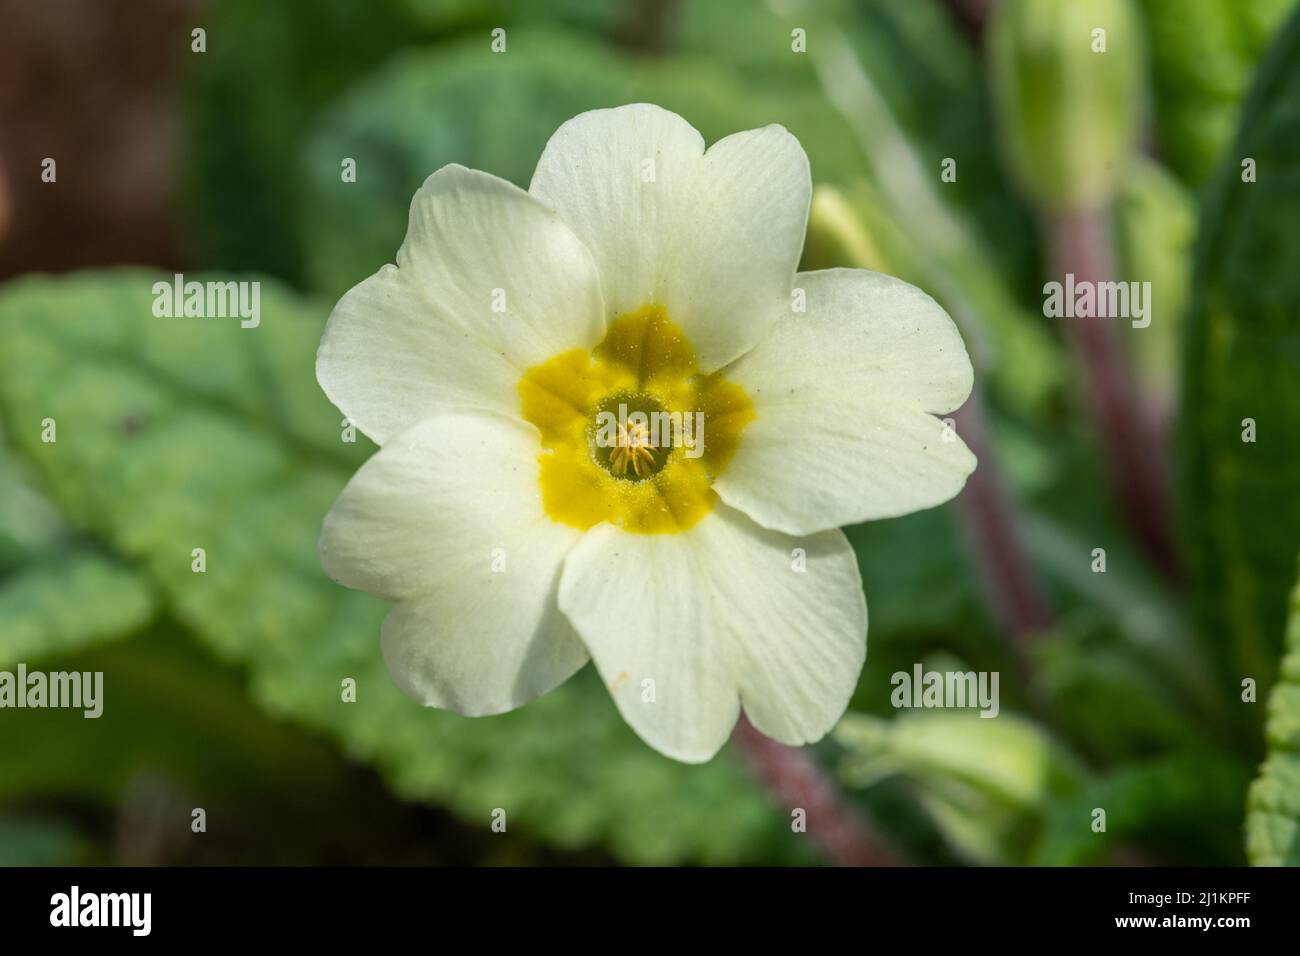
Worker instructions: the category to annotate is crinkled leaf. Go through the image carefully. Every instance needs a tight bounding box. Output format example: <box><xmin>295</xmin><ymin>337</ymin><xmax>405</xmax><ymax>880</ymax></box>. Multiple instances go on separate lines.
<box><xmin>1246</xmin><ymin>565</ymin><xmax>1300</xmax><ymax>865</ymax></box>
<box><xmin>0</xmin><ymin>550</ymin><xmax>156</xmax><ymax>666</ymax></box>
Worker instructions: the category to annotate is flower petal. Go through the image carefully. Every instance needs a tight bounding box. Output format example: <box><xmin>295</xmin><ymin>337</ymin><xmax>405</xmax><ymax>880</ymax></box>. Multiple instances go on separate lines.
<box><xmin>557</xmin><ymin>503</ymin><xmax>866</xmax><ymax>762</ymax></box>
<box><xmin>715</xmin><ymin>268</ymin><xmax>976</xmax><ymax>535</ymax></box>
<box><xmin>320</xmin><ymin>410</ymin><xmax>587</xmax><ymax>716</ymax></box>
<box><xmin>529</xmin><ymin>104</ymin><xmax>811</xmax><ymax>371</ymax></box>
<box><xmin>317</xmin><ymin>164</ymin><xmax>605</xmax><ymax>444</ymax></box>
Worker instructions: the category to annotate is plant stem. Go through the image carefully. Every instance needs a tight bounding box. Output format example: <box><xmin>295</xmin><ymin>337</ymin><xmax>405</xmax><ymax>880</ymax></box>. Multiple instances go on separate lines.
<box><xmin>953</xmin><ymin>394</ymin><xmax>1054</xmax><ymax>652</ymax></box>
<box><xmin>953</xmin><ymin>394</ymin><xmax>1054</xmax><ymax>718</ymax></box>
<box><xmin>731</xmin><ymin>716</ymin><xmax>905</xmax><ymax>866</ymax></box>
<box><xmin>1046</xmin><ymin>209</ymin><xmax>1182</xmax><ymax>582</ymax></box>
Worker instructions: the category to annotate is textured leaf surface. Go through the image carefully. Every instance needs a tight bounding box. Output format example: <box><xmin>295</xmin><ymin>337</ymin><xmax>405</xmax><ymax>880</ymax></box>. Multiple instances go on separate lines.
<box><xmin>0</xmin><ymin>550</ymin><xmax>155</xmax><ymax>665</ymax></box>
<box><xmin>1180</xmin><ymin>6</ymin><xmax>1300</xmax><ymax>704</ymax></box>
<box><xmin>1247</xmin><ymin>567</ymin><xmax>1300</xmax><ymax>865</ymax></box>
<box><xmin>1138</xmin><ymin>0</ymin><xmax>1294</xmax><ymax>185</ymax></box>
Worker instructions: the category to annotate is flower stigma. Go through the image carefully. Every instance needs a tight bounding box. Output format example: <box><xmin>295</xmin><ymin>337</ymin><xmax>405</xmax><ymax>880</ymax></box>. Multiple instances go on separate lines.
<box><xmin>610</xmin><ymin>419</ymin><xmax>657</xmax><ymax>478</ymax></box>
<box><xmin>518</xmin><ymin>303</ymin><xmax>755</xmax><ymax>535</ymax></box>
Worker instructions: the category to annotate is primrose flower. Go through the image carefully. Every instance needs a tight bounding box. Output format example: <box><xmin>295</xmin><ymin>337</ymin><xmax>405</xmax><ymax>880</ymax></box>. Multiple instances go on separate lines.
<box><xmin>317</xmin><ymin>105</ymin><xmax>975</xmax><ymax>763</ymax></box>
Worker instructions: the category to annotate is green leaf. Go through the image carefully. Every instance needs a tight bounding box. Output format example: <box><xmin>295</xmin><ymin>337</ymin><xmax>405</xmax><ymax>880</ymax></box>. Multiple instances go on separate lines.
<box><xmin>181</xmin><ymin>2</ymin><xmax>633</xmax><ymax>284</ymax></box>
<box><xmin>688</xmin><ymin>0</ymin><xmax>1041</xmax><ymax>287</ymax></box>
<box><xmin>842</xmin><ymin>0</ymin><xmax>1043</xmax><ymax>287</ymax></box>
<box><xmin>0</xmin><ymin>550</ymin><xmax>156</xmax><ymax>665</ymax></box>
<box><xmin>1137</xmin><ymin>0</ymin><xmax>1294</xmax><ymax>185</ymax></box>
<box><xmin>1032</xmin><ymin>754</ymin><xmax>1251</xmax><ymax>865</ymax></box>
<box><xmin>4</xmin><ymin>622</ymin><xmax>591</xmax><ymax>864</ymax></box>
<box><xmin>1247</xmin><ymin>564</ymin><xmax>1300</xmax><ymax>865</ymax></box>
<box><xmin>841</xmin><ymin>508</ymin><xmax>1028</xmax><ymax>719</ymax></box>
<box><xmin>181</xmin><ymin>0</ymin><xmax>437</xmax><ymax>281</ymax></box>
<box><xmin>845</xmin><ymin>508</ymin><xmax>993</xmax><ymax>648</ymax></box>
<box><xmin>0</xmin><ymin>270</ymin><xmax>799</xmax><ymax>865</ymax></box>
<box><xmin>399</xmin><ymin>0</ymin><xmax>623</xmax><ymax>33</ymax></box>
<box><xmin>0</xmin><ymin>624</ymin><xmax>355</xmax><ymax>819</ymax></box>
<box><xmin>1018</xmin><ymin>502</ymin><xmax>1228</xmax><ymax>756</ymax></box>
<box><xmin>0</xmin><ymin>444</ymin><xmax>69</xmax><ymax>572</ymax></box>
<box><xmin>1180</xmin><ymin>6</ymin><xmax>1300</xmax><ymax>706</ymax></box>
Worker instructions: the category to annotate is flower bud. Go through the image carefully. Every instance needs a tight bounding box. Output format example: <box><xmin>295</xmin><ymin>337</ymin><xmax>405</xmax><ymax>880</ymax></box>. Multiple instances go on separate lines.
<box><xmin>989</xmin><ymin>0</ymin><xmax>1145</xmax><ymax>211</ymax></box>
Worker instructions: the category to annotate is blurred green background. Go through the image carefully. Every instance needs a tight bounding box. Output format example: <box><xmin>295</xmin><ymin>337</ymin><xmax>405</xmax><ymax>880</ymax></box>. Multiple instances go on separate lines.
<box><xmin>1</xmin><ymin>0</ymin><xmax>1299</xmax><ymax>866</ymax></box>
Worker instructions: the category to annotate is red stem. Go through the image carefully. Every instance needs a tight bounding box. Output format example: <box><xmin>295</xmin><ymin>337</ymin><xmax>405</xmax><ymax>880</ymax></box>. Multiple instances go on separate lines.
<box><xmin>731</xmin><ymin>715</ymin><xmax>905</xmax><ymax>866</ymax></box>
<box><xmin>953</xmin><ymin>396</ymin><xmax>1054</xmax><ymax>650</ymax></box>
<box><xmin>1046</xmin><ymin>209</ymin><xmax>1182</xmax><ymax>582</ymax></box>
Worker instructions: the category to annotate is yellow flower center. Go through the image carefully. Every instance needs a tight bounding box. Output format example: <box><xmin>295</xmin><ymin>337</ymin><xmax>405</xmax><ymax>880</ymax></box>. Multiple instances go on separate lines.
<box><xmin>518</xmin><ymin>304</ymin><xmax>755</xmax><ymax>534</ymax></box>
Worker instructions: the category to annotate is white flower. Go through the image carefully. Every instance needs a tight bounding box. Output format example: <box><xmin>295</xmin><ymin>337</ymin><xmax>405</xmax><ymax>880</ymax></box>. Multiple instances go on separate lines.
<box><xmin>317</xmin><ymin>105</ymin><xmax>976</xmax><ymax>763</ymax></box>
